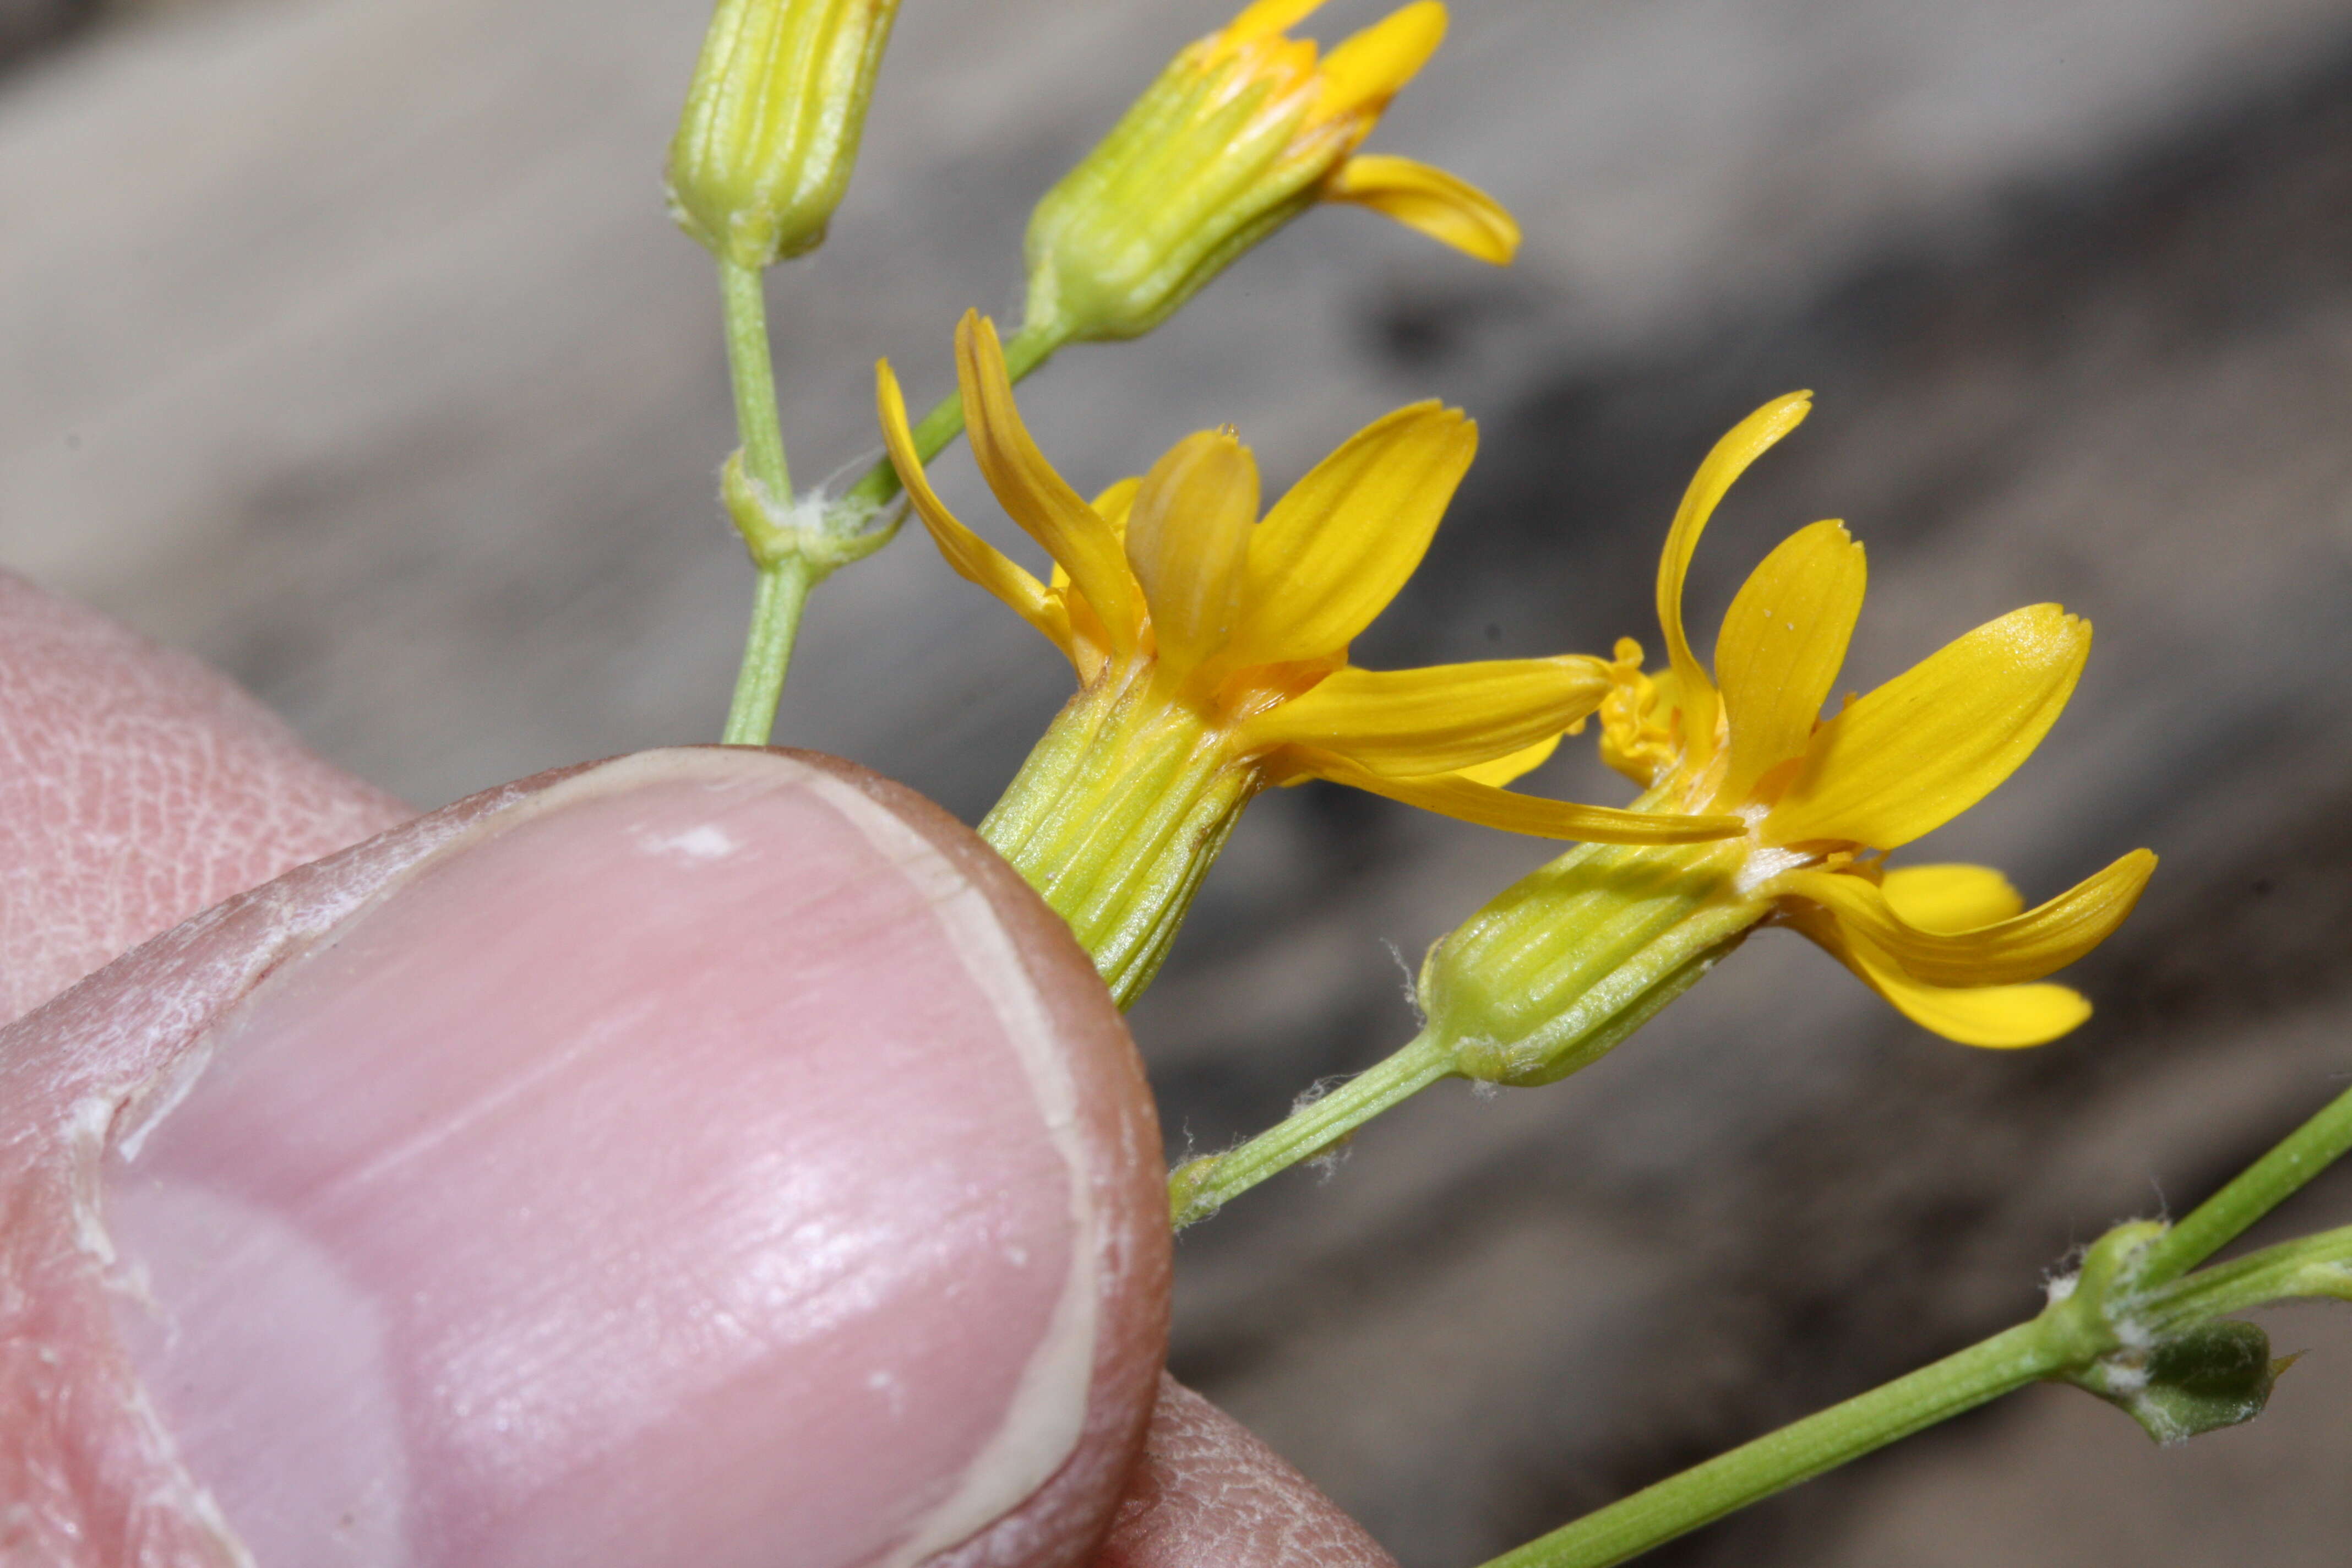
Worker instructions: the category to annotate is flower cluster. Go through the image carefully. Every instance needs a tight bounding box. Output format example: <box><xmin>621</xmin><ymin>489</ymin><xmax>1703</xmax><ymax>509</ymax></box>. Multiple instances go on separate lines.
<box><xmin>879</xmin><ymin>313</ymin><xmax>1736</xmax><ymax>1001</ymax></box>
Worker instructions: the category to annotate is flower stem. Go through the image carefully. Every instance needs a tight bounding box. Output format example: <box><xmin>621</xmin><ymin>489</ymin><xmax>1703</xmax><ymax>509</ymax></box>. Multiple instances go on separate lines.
<box><xmin>715</xmin><ymin>303</ymin><xmax>1063</xmax><ymax>747</ymax></box>
<box><xmin>1168</xmin><ymin>1034</ymin><xmax>1454</xmax><ymax>1227</ymax></box>
<box><xmin>722</xmin><ymin>554</ymin><xmax>815</xmax><ymax>746</ymax></box>
<box><xmin>2142</xmin><ymin>1222</ymin><xmax>2352</xmax><ymax>1326</ymax></box>
<box><xmin>719</xmin><ymin>257</ymin><xmax>790</xmax><ymax>498</ymax></box>
<box><xmin>1474</xmin><ymin>1081</ymin><xmax>2352</xmax><ymax>1568</ymax></box>
<box><xmin>2130</xmin><ymin>1081</ymin><xmax>2352</xmax><ymax>1288</ymax></box>
<box><xmin>832</xmin><ymin>319</ymin><xmax>1066</xmax><ymax>516</ymax></box>
<box><xmin>715</xmin><ymin>255</ymin><xmax>805</xmax><ymax>747</ymax></box>
<box><xmin>1478</xmin><ymin>1322</ymin><xmax>2065</xmax><ymax>1568</ymax></box>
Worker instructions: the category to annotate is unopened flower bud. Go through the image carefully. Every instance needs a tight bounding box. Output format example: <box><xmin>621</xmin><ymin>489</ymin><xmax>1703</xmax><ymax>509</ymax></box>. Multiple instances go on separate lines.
<box><xmin>667</xmin><ymin>0</ymin><xmax>902</xmax><ymax>269</ymax></box>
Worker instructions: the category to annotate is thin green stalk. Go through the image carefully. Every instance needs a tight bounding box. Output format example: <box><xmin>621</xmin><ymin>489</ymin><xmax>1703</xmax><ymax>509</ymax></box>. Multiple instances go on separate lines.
<box><xmin>1471</xmin><ymin>1081</ymin><xmax>2352</xmax><ymax>1568</ymax></box>
<box><xmin>717</xmin><ymin>309</ymin><xmax>1064</xmax><ymax>745</ymax></box>
<box><xmin>1480</xmin><ymin>1323</ymin><xmax>2064</xmax><ymax>1568</ymax></box>
<box><xmin>2136</xmin><ymin>1081</ymin><xmax>2352</xmax><ymax>1287</ymax></box>
<box><xmin>2139</xmin><ymin>1222</ymin><xmax>2352</xmax><ymax>1327</ymax></box>
<box><xmin>722</xmin><ymin>555</ymin><xmax>814</xmax><ymax>746</ymax></box>
<box><xmin>834</xmin><ymin>319</ymin><xmax>1066</xmax><ymax>515</ymax></box>
<box><xmin>1169</xmin><ymin>1035</ymin><xmax>1453</xmax><ymax>1227</ymax></box>
<box><xmin>716</xmin><ymin>254</ymin><xmax>803</xmax><ymax>746</ymax></box>
<box><xmin>718</xmin><ymin>258</ymin><xmax>790</xmax><ymax>497</ymax></box>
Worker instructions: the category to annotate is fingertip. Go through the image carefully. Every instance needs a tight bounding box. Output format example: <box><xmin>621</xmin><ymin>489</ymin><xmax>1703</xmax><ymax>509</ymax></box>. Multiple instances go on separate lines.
<box><xmin>14</xmin><ymin>748</ymin><xmax>1168</xmax><ymax>1567</ymax></box>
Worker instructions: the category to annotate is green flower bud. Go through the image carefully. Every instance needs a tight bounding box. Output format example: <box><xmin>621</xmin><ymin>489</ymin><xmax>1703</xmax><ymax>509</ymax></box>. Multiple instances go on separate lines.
<box><xmin>667</xmin><ymin>0</ymin><xmax>902</xmax><ymax>269</ymax></box>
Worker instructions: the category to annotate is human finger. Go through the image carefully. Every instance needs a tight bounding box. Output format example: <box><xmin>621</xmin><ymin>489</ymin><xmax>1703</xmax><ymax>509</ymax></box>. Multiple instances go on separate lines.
<box><xmin>0</xmin><ymin>570</ymin><xmax>408</xmax><ymax>1025</ymax></box>
<box><xmin>1097</xmin><ymin>1376</ymin><xmax>1399</xmax><ymax>1568</ymax></box>
<box><xmin>3</xmin><ymin>746</ymin><xmax>1170</xmax><ymax>1568</ymax></box>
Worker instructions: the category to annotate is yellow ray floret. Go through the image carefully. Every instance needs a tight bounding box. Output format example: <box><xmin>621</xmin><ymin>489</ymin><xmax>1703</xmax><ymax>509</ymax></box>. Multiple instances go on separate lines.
<box><xmin>1189</xmin><ymin>0</ymin><xmax>1520</xmax><ymax>262</ymax></box>
<box><xmin>879</xmin><ymin>311</ymin><xmax>1743</xmax><ymax>847</ymax></box>
<box><xmin>1596</xmin><ymin>394</ymin><xmax>2158</xmax><ymax>1047</ymax></box>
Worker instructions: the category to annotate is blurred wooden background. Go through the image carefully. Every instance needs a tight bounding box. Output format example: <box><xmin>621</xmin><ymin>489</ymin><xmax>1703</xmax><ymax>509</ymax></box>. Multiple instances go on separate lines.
<box><xmin>7</xmin><ymin>1</ymin><xmax>2352</xmax><ymax>1562</ymax></box>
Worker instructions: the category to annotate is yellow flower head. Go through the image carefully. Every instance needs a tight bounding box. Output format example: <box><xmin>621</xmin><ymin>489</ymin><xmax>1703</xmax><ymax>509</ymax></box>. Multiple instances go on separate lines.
<box><xmin>1594</xmin><ymin>394</ymin><xmax>2159</xmax><ymax>1047</ymax></box>
<box><xmin>877</xmin><ymin>313</ymin><xmax>1734</xmax><ymax>1002</ymax></box>
<box><xmin>1022</xmin><ymin>0</ymin><xmax>1519</xmax><ymax>345</ymax></box>
<box><xmin>667</xmin><ymin>0</ymin><xmax>903</xmax><ymax>269</ymax></box>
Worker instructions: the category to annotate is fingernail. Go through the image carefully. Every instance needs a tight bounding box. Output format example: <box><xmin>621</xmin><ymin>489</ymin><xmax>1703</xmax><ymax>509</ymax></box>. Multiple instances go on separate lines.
<box><xmin>104</xmin><ymin>752</ymin><xmax>1107</xmax><ymax>1568</ymax></box>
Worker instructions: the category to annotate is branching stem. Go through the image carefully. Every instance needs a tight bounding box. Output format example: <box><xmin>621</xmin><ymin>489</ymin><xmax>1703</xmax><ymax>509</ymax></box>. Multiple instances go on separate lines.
<box><xmin>2135</xmin><ymin>1081</ymin><xmax>2352</xmax><ymax>1287</ymax></box>
<box><xmin>832</xmin><ymin>319</ymin><xmax>1065</xmax><ymax>516</ymax></box>
<box><xmin>1471</xmin><ymin>1081</ymin><xmax>2352</xmax><ymax>1568</ymax></box>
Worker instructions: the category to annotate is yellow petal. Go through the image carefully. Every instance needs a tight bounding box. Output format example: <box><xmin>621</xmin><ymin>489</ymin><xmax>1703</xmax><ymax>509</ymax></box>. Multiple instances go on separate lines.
<box><xmin>1878</xmin><ymin>979</ymin><xmax>2090</xmax><ymax>1049</ymax></box>
<box><xmin>1054</xmin><ymin>477</ymin><xmax>1140</xmax><ymax>603</ymax></box>
<box><xmin>1714</xmin><ymin>519</ymin><xmax>1865</xmax><ymax>801</ymax></box>
<box><xmin>1455</xmin><ymin>730</ymin><xmax>1562</xmax><ymax>788</ymax></box>
<box><xmin>1782</xmin><ymin>849</ymin><xmax>2154</xmax><ymax>987</ymax></box>
<box><xmin>878</xmin><ymin>355</ymin><xmax>1074</xmax><ymax>658</ymax></box>
<box><xmin>956</xmin><ymin>312</ymin><xmax>1144</xmax><ymax>654</ymax></box>
<box><xmin>1789</xmin><ymin>905</ymin><xmax>2091</xmax><ymax>1048</ymax></box>
<box><xmin>1226</xmin><ymin>0</ymin><xmax>1322</xmax><ymax>42</ymax></box>
<box><xmin>1327</xmin><ymin>154</ymin><xmax>1518</xmax><ymax>264</ymax></box>
<box><xmin>1297</xmin><ymin>749</ymin><xmax>1746</xmax><ymax>842</ymax></box>
<box><xmin>1125</xmin><ymin>428</ymin><xmax>1260</xmax><ymax>680</ymax></box>
<box><xmin>1313</xmin><ymin>2</ymin><xmax>1445</xmax><ymax>122</ymax></box>
<box><xmin>1238</xmin><ymin>656</ymin><xmax>1609</xmax><ymax>777</ymax></box>
<box><xmin>1657</xmin><ymin>394</ymin><xmax>1813</xmax><ymax>774</ymax></box>
<box><xmin>1091</xmin><ymin>476</ymin><xmax>1142</xmax><ymax>535</ymax></box>
<box><xmin>1229</xmin><ymin>401</ymin><xmax>1474</xmax><ymax>667</ymax></box>
<box><xmin>1880</xmin><ymin>863</ymin><xmax>2024</xmax><ymax>932</ymax></box>
<box><xmin>1765</xmin><ymin>603</ymin><xmax>2091</xmax><ymax>850</ymax></box>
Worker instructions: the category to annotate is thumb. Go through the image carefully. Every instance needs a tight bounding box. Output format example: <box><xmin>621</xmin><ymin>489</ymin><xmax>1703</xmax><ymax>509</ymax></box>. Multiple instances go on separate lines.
<box><xmin>3</xmin><ymin>747</ymin><xmax>1169</xmax><ymax>1567</ymax></box>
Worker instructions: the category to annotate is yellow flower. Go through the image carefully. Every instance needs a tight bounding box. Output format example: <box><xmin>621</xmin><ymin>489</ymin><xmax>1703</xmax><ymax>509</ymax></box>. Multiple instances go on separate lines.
<box><xmin>1587</xmin><ymin>393</ymin><xmax>2157</xmax><ymax>1046</ymax></box>
<box><xmin>1022</xmin><ymin>0</ymin><xmax>1519</xmax><ymax>346</ymax></box>
<box><xmin>1170</xmin><ymin>396</ymin><xmax>2163</xmax><ymax>1223</ymax></box>
<box><xmin>877</xmin><ymin>312</ymin><xmax>1735</xmax><ymax>1003</ymax></box>
<box><xmin>1416</xmin><ymin>394</ymin><xmax>2157</xmax><ymax>1080</ymax></box>
<box><xmin>667</xmin><ymin>0</ymin><xmax>903</xmax><ymax>269</ymax></box>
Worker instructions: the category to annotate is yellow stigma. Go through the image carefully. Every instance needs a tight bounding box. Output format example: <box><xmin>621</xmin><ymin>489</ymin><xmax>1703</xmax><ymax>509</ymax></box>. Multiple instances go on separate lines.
<box><xmin>1020</xmin><ymin>0</ymin><xmax>1519</xmax><ymax>346</ymax></box>
<box><xmin>666</xmin><ymin>0</ymin><xmax>903</xmax><ymax>270</ymax></box>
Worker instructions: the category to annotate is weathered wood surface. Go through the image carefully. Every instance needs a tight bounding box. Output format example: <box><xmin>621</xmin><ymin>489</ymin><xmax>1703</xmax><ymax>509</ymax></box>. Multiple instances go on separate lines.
<box><xmin>8</xmin><ymin>1</ymin><xmax>2352</xmax><ymax>1563</ymax></box>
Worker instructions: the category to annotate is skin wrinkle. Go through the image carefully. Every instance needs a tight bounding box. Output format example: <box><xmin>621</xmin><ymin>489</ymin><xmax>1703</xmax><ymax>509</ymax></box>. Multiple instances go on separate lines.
<box><xmin>2</xmin><ymin>764</ymin><xmax>567</xmax><ymax>1565</ymax></box>
<box><xmin>1097</xmin><ymin>1376</ymin><xmax>1398</xmax><ymax>1568</ymax></box>
<box><xmin>0</xmin><ymin>573</ymin><xmax>410</xmax><ymax>1025</ymax></box>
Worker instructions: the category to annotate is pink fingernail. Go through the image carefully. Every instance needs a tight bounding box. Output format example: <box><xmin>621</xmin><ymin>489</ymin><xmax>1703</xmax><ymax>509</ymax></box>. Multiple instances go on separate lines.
<box><xmin>104</xmin><ymin>753</ymin><xmax>1109</xmax><ymax>1568</ymax></box>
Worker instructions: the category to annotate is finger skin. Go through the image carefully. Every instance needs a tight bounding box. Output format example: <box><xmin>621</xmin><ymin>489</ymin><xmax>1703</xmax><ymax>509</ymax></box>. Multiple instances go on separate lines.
<box><xmin>2</xmin><ymin>748</ymin><xmax>1170</xmax><ymax>1567</ymax></box>
<box><xmin>3</xmin><ymin>754</ymin><xmax>547</xmax><ymax>1565</ymax></box>
<box><xmin>2</xmin><ymin>578</ymin><xmax>1384</xmax><ymax>1566</ymax></box>
<box><xmin>0</xmin><ymin>571</ymin><xmax>410</xmax><ymax>1024</ymax></box>
<box><xmin>803</xmin><ymin>753</ymin><xmax>1175</xmax><ymax>1568</ymax></box>
<box><xmin>1098</xmin><ymin>1378</ymin><xmax>1399</xmax><ymax>1568</ymax></box>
